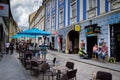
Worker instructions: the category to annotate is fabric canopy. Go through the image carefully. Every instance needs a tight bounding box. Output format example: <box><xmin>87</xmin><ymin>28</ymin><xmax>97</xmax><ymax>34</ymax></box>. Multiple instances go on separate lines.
<box><xmin>18</xmin><ymin>28</ymin><xmax>51</xmax><ymax>36</ymax></box>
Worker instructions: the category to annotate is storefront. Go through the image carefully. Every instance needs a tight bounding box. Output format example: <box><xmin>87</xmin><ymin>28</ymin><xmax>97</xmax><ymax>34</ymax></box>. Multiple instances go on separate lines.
<box><xmin>79</xmin><ymin>10</ymin><xmax>120</xmax><ymax>61</ymax></box>
<box><xmin>110</xmin><ymin>23</ymin><xmax>120</xmax><ymax>61</ymax></box>
<box><xmin>85</xmin><ymin>24</ymin><xmax>101</xmax><ymax>58</ymax></box>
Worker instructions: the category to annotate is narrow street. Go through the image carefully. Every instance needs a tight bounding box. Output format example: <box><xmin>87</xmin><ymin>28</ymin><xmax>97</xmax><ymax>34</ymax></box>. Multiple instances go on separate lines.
<box><xmin>0</xmin><ymin>51</ymin><xmax>120</xmax><ymax>80</ymax></box>
<box><xmin>47</xmin><ymin>52</ymin><xmax>120</xmax><ymax>80</ymax></box>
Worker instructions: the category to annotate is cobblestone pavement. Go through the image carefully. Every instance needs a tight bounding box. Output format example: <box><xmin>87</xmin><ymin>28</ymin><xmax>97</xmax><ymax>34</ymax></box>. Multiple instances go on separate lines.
<box><xmin>48</xmin><ymin>50</ymin><xmax>120</xmax><ymax>80</ymax></box>
<box><xmin>0</xmin><ymin>50</ymin><xmax>120</xmax><ymax>80</ymax></box>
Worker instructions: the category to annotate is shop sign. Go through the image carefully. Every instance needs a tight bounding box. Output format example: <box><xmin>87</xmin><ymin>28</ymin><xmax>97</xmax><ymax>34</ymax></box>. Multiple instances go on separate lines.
<box><xmin>85</xmin><ymin>24</ymin><xmax>101</xmax><ymax>36</ymax></box>
<box><xmin>74</xmin><ymin>25</ymin><xmax>81</xmax><ymax>31</ymax></box>
<box><xmin>0</xmin><ymin>3</ymin><xmax>9</xmax><ymax>17</ymax></box>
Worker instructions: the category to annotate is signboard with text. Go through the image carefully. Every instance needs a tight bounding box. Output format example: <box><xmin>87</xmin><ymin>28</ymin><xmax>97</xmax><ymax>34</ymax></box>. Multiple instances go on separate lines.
<box><xmin>85</xmin><ymin>24</ymin><xmax>101</xmax><ymax>36</ymax></box>
<box><xmin>0</xmin><ymin>3</ymin><xmax>9</xmax><ymax>17</ymax></box>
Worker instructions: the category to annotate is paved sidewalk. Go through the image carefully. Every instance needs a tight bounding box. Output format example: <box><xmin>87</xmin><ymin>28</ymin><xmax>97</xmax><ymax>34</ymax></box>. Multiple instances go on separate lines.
<box><xmin>48</xmin><ymin>50</ymin><xmax>120</xmax><ymax>72</ymax></box>
<box><xmin>0</xmin><ymin>54</ymin><xmax>33</xmax><ymax>80</ymax></box>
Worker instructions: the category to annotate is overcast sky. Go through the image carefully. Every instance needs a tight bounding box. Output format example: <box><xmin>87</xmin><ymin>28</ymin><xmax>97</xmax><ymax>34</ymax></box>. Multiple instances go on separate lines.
<box><xmin>10</xmin><ymin>0</ymin><xmax>43</xmax><ymax>30</ymax></box>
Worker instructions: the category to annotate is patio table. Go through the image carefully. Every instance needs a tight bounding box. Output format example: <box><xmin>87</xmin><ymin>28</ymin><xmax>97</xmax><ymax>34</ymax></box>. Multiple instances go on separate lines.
<box><xmin>52</xmin><ymin>65</ymin><xmax>68</xmax><ymax>80</ymax></box>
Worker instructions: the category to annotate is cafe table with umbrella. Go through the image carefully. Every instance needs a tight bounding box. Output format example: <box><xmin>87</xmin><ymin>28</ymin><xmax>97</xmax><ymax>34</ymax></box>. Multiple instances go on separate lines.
<box><xmin>17</xmin><ymin>28</ymin><xmax>51</xmax><ymax>58</ymax></box>
<box><xmin>17</xmin><ymin>28</ymin><xmax>51</xmax><ymax>44</ymax></box>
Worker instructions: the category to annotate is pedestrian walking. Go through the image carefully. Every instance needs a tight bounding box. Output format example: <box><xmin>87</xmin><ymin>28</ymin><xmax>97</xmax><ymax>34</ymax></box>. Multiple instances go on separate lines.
<box><xmin>5</xmin><ymin>41</ymin><xmax>10</xmax><ymax>54</ymax></box>
<box><xmin>9</xmin><ymin>40</ymin><xmax>14</xmax><ymax>54</ymax></box>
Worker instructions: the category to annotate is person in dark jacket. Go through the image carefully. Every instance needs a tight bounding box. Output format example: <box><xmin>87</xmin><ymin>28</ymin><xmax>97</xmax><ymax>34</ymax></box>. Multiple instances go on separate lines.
<box><xmin>9</xmin><ymin>41</ymin><xmax>14</xmax><ymax>54</ymax></box>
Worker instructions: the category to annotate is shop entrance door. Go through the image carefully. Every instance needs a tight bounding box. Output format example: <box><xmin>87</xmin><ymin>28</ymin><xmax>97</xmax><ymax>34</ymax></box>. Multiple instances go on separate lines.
<box><xmin>87</xmin><ymin>36</ymin><xmax>97</xmax><ymax>58</ymax></box>
<box><xmin>110</xmin><ymin>24</ymin><xmax>120</xmax><ymax>61</ymax></box>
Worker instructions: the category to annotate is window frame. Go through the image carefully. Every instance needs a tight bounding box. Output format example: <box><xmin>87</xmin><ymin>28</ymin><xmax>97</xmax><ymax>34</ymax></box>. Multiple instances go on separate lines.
<box><xmin>89</xmin><ymin>0</ymin><xmax>96</xmax><ymax>10</ymax></box>
<box><xmin>52</xmin><ymin>15</ymin><xmax>55</xmax><ymax>27</ymax></box>
<box><xmin>59</xmin><ymin>8</ymin><xmax>64</xmax><ymax>24</ymax></box>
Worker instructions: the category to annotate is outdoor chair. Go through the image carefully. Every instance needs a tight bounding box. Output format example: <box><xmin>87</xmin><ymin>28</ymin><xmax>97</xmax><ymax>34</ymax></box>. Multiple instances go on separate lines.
<box><xmin>30</xmin><ymin>60</ymin><xmax>39</xmax><ymax>75</ymax></box>
<box><xmin>40</xmin><ymin>63</ymin><xmax>57</xmax><ymax>80</ymax></box>
<box><xmin>67</xmin><ymin>69</ymin><xmax>77</xmax><ymax>80</ymax></box>
<box><xmin>66</xmin><ymin>61</ymin><xmax>74</xmax><ymax>70</ymax></box>
<box><xmin>47</xmin><ymin>57</ymin><xmax>56</xmax><ymax>67</ymax></box>
<box><xmin>59</xmin><ymin>74</ymin><xmax>69</xmax><ymax>80</ymax></box>
<box><xmin>96</xmin><ymin>71</ymin><xmax>112</xmax><ymax>80</ymax></box>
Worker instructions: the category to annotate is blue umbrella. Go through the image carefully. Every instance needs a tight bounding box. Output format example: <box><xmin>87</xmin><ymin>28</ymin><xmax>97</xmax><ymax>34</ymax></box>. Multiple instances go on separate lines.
<box><xmin>17</xmin><ymin>28</ymin><xmax>51</xmax><ymax>45</ymax></box>
<box><xmin>18</xmin><ymin>28</ymin><xmax>51</xmax><ymax>36</ymax></box>
<box><xmin>11</xmin><ymin>34</ymin><xmax>41</xmax><ymax>39</ymax></box>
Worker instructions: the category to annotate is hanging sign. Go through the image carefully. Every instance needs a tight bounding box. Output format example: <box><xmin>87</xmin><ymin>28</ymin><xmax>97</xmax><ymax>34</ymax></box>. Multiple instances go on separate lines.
<box><xmin>85</xmin><ymin>24</ymin><xmax>101</xmax><ymax>36</ymax></box>
<box><xmin>0</xmin><ymin>3</ymin><xmax>9</xmax><ymax>17</ymax></box>
<box><xmin>74</xmin><ymin>25</ymin><xmax>81</xmax><ymax>31</ymax></box>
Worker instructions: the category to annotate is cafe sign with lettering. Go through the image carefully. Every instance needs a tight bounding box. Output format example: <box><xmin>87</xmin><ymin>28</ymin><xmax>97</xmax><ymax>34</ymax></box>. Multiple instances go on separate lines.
<box><xmin>85</xmin><ymin>24</ymin><xmax>101</xmax><ymax>36</ymax></box>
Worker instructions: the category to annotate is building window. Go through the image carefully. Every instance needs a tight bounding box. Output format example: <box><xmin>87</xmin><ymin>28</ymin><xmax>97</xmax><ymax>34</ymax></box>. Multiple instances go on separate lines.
<box><xmin>89</xmin><ymin>0</ymin><xmax>96</xmax><ymax>9</ymax></box>
<box><xmin>59</xmin><ymin>9</ymin><xmax>64</xmax><ymax>23</ymax></box>
<box><xmin>59</xmin><ymin>8</ymin><xmax>64</xmax><ymax>29</ymax></box>
<box><xmin>52</xmin><ymin>0</ymin><xmax>55</xmax><ymax>8</ymax></box>
<box><xmin>52</xmin><ymin>15</ymin><xmax>55</xmax><ymax>27</ymax></box>
<box><xmin>47</xmin><ymin>17</ymin><xmax>50</xmax><ymax>29</ymax></box>
<box><xmin>60</xmin><ymin>0</ymin><xmax>63</xmax><ymax>3</ymax></box>
<box><xmin>47</xmin><ymin>3</ymin><xmax>50</xmax><ymax>14</ymax></box>
<box><xmin>71</xmin><ymin>2</ymin><xmax>76</xmax><ymax>18</ymax></box>
<box><xmin>109</xmin><ymin>0</ymin><xmax>120</xmax><ymax>10</ymax></box>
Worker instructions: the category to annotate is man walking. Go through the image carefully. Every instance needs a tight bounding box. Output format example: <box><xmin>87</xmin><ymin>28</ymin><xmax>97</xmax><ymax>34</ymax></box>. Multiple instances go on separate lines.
<box><xmin>5</xmin><ymin>41</ymin><xmax>10</xmax><ymax>54</ymax></box>
<box><xmin>9</xmin><ymin>40</ymin><xmax>14</xmax><ymax>54</ymax></box>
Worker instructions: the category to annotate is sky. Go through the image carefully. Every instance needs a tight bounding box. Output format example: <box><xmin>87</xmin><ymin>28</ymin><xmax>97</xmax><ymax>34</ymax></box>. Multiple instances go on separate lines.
<box><xmin>10</xmin><ymin>0</ymin><xmax>43</xmax><ymax>30</ymax></box>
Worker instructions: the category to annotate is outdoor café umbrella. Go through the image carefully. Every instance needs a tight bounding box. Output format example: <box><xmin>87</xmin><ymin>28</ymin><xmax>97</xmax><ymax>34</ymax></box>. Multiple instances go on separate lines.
<box><xmin>18</xmin><ymin>28</ymin><xmax>51</xmax><ymax>36</ymax></box>
<box><xmin>17</xmin><ymin>28</ymin><xmax>51</xmax><ymax>47</ymax></box>
<box><xmin>11</xmin><ymin>34</ymin><xmax>41</xmax><ymax>39</ymax></box>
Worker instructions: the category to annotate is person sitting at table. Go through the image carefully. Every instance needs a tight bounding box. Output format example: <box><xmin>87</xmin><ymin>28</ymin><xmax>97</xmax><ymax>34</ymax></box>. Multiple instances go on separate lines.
<box><xmin>98</xmin><ymin>42</ymin><xmax>108</xmax><ymax>60</ymax></box>
<box><xmin>92</xmin><ymin>44</ymin><xmax>99</xmax><ymax>59</ymax></box>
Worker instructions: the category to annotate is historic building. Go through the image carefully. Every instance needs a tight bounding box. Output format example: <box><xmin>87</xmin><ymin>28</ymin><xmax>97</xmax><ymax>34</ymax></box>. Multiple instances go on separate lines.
<box><xmin>42</xmin><ymin>0</ymin><xmax>120</xmax><ymax>61</ymax></box>
<box><xmin>0</xmin><ymin>0</ymin><xmax>18</xmax><ymax>53</ymax></box>
<box><xmin>29</xmin><ymin>5</ymin><xmax>46</xmax><ymax>44</ymax></box>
